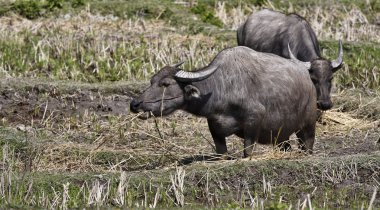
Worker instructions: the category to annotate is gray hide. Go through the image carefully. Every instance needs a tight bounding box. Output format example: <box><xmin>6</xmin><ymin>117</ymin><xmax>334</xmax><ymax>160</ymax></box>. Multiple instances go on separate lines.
<box><xmin>237</xmin><ymin>9</ymin><xmax>343</xmax><ymax>110</ymax></box>
<box><xmin>131</xmin><ymin>46</ymin><xmax>317</xmax><ymax>157</ymax></box>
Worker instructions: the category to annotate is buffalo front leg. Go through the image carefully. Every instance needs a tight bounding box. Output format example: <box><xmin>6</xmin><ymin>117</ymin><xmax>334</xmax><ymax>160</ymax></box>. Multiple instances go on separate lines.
<box><xmin>207</xmin><ymin>119</ymin><xmax>227</xmax><ymax>155</ymax></box>
<box><xmin>296</xmin><ymin>124</ymin><xmax>316</xmax><ymax>154</ymax></box>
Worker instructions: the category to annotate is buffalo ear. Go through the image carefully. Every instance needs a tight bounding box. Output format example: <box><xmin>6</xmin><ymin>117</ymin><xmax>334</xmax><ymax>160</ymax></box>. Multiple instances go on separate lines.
<box><xmin>184</xmin><ymin>85</ymin><xmax>200</xmax><ymax>99</ymax></box>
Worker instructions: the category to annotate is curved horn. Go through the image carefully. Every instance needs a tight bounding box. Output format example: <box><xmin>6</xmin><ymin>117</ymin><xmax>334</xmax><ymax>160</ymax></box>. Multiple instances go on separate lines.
<box><xmin>173</xmin><ymin>61</ymin><xmax>185</xmax><ymax>68</ymax></box>
<box><xmin>174</xmin><ymin>65</ymin><xmax>218</xmax><ymax>82</ymax></box>
<box><xmin>331</xmin><ymin>40</ymin><xmax>343</xmax><ymax>70</ymax></box>
<box><xmin>288</xmin><ymin>43</ymin><xmax>311</xmax><ymax>69</ymax></box>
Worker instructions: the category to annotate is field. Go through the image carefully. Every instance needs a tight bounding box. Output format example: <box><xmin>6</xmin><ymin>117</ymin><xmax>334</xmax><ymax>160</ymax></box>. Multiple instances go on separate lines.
<box><xmin>0</xmin><ymin>0</ymin><xmax>379</xmax><ymax>209</ymax></box>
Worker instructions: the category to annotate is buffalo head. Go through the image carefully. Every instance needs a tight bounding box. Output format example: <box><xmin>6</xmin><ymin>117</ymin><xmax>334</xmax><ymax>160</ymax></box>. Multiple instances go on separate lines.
<box><xmin>130</xmin><ymin>62</ymin><xmax>218</xmax><ymax>118</ymax></box>
<box><xmin>289</xmin><ymin>41</ymin><xmax>343</xmax><ymax>110</ymax></box>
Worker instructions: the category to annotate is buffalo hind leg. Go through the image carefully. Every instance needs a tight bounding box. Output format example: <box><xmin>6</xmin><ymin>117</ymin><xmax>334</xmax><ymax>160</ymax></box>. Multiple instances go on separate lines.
<box><xmin>243</xmin><ymin>127</ymin><xmax>261</xmax><ymax>158</ymax></box>
<box><xmin>235</xmin><ymin>131</ymin><xmax>256</xmax><ymax>158</ymax></box>
<box><xmin>243</xmin><ymin>107</ymin><xmax>265</xmax><ymax>158</ymax></box>
<box><xmin>296</xmin><ymin>124</ymin><xmax>316</xmax><ymax>154</ymax></box>
<box><xmin>207</xmin><ymin>119</ymin><xmax>227</xmax><ymax>155</ymax></box>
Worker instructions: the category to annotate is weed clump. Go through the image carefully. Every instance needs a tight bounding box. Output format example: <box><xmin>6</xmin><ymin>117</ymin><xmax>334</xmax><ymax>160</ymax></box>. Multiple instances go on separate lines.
<box><xmin>191</xmin><ymin>3</ymin><xmax>224</xmax><ymax>27</ymax></box>
<box><xmin>2</xmin><ymin>0</ymin><xmax>85</xmax><ymax>19</ymax></box>
<box><xmin>12</xmin><ymin>0</ymin><xmax>43</xmax><ymax>19</ymax></box>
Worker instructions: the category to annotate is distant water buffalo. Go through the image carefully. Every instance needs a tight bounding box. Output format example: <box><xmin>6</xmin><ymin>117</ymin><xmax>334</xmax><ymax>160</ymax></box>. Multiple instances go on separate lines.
<box><xmin>130</xmin><ymin>46</ymin><xmax>317</xmax><ymax>158</ymax></box>
<box><xmin>237</xmin><ymin>9</ymin><xmax>343</xmax><ymax>110</ymax></box>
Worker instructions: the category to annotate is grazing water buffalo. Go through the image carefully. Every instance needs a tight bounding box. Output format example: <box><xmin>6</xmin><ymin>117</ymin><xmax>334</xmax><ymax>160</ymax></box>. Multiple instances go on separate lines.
<box><xmin>237</xmin><ymin>9</ymin><xmax>343</xmax><ymax>110</ymax></box>
<box><xmin>130</xmin><ymin>46</ymin><xmax>317</xmax><ymax>157</ymax></box>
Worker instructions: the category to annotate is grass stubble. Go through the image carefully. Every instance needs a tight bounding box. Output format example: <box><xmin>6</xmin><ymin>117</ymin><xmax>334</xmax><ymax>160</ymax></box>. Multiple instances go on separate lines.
<box><xmin>0</xmin><ymin>0</ymin><xmax>379</xmax><ymax>209</ymax></box>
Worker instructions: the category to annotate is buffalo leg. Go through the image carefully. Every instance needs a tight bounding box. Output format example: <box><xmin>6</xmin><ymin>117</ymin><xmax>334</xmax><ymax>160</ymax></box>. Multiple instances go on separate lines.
<box><xmin>278</xmin><ymin>140</ymin><xmax>291</xmax><ymax>151</ymax></box>
<box><xmin>207</xmin><ymin>119</ymin><xmax>227</xmax><ymax>154</ymax></box>
<box><xmin>243</xmin><ymin>107</ymin><xmax>264</xmax><ymax>158</ymax></box>
<box><xmin>243</xmin><ymin>138</ymin><xmax>255</xmax><ymax>158</ymax></box>
<box><xmin>243</xmin><ymin>127</ymin><xmax>260</xmax><ymax>158</ymax></box>
<box><xmin>296</xmin><ymin>124</ymin><xmax>315</xmax><ymax>154</ymax></box>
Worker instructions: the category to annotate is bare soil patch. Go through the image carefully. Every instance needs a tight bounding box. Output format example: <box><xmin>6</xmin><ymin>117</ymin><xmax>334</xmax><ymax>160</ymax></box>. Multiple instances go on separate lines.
<box><xmin>0</xmin><ymin>78</ymin><xmax>146</xmax><ymax>124</ymax></box>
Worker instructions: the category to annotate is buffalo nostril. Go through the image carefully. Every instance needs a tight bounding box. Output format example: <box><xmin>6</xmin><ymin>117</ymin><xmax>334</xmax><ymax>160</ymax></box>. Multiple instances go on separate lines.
<box><xmin>317</xmin><ymin>101</ymin><xmax>333</xmax><ymax>110</ymax></box>
<box><xmin>325</xmin><ymin>103</ymin><xmax>333</xmax><ymax>109</ymax></box>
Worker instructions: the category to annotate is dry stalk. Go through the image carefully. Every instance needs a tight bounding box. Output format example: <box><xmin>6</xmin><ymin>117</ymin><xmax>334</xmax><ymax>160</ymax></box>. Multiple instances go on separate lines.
<box><xmin>50</xmin><ymin>186</ymin><xmax>61</xmax><ymax>209</ymax></box>
<box><xmin>87</xmin><ymin>179</ymin><xmax>111</xmax><ymax>206</ymax></box>
<box><xmin>170</xmin><ymin>166</ymin><xmax>186</xmax><ymax>207</ymax></box>
<box><xmin>149</xmin><ymin>186</ymin><xmax>161</xmax><ymax>208</ymax></box>
<box><xmin>113</xmin><ymin>172</ymin><xmax>129</xmax><ymax>206</ymax></box>
<box><xmin>307</xmin><ymin>194</ymin><xmax>313</xmax><ymax>210</ymax></box>
<box><xmin>62</xmin><ymin>182</ymin><xmax>70</xmax><ymax>210</ymax></box>
<box><xmin>262</xmin><ymin>175</ymin><xmax>272</xmax><ymax>198</ymax></box>
<box><xmin>368</xmin><ymin>187</ymin><xmax>378</xmax><ymax>210</ymax></box>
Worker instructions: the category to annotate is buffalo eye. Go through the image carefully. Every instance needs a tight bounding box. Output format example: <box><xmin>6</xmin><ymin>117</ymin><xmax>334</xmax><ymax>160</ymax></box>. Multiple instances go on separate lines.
<box><xmin>162</xmin><ymin>81</ymin><xmax>170</xmax><ymax>87</ymax></box>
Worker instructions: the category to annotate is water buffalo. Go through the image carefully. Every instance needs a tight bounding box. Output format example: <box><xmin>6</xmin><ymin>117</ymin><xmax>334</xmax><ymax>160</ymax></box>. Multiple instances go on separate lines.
<box><xmin>130</xmin><ymin>46</ymin><xmax>317</xmax><ymax>158</ymax></box>
<box><xmin>237</xmin><ymin>9</ymin><xmax>343</xmax><ymax>110</ymax></box>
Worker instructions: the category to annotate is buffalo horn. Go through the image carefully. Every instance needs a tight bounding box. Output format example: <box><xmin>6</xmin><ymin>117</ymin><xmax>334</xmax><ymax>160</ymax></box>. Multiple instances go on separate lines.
<box><xmin>288</xmin><ymin>43</ymin><xmax>311</xmax><ymax>69</ymax></box>
<box><xmin>174</xmin><ymin>65</ymin><xmax>218</xmax><ymax>82</ymax></box>
<box><xmin>331</xmin><ymin>40</ymin><xmax>343</xmax><ymax>70</ymax></box>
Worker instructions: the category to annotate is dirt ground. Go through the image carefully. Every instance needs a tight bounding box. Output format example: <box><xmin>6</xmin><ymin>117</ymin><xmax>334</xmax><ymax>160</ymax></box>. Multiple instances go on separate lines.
<box><xmin>0</xmin><ymin>78</ymin><xmax>378</xmax><ymax>170</ymax></box>
<box><xmin>0</xmin><ymin>78</ymin><xmax>144</xmax><ymax>123</ymax></box>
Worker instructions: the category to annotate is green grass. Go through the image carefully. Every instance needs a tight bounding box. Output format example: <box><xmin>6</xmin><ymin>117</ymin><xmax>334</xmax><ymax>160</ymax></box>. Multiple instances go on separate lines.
<box><xmin>321</xmin><ymin>41</ymin><xmax>380</xmax><ymax>90</ymax></box>
<box><xmin>0</xmin><ymin>28</ymin><xmax>225</xmax><ymax>82</ymax></box>
<box><xmin>0</xmin><ymin>0</ymin><xmax>86</xmax><ymax>19</ymax></box>
<box><xmin>0</xmin><ymin>149</ymin><xmax>378</xmax><ymax>209</ymax></box>
<box><xmin>0</xmin><ymin>30</ymin><xmax>378</xmax><ymax>90</ymax></box>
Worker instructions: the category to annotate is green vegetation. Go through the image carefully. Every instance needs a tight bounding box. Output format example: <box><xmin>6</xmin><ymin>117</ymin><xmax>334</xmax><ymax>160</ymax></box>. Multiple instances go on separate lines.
<box><xmin>321</xmin><ymin>41</ymin><xmax>380</xmax><ymax>90</ymax></box>
<box><xmin>0</xmin><ymin>0</ymin><xmax>85</xmax><ymax>19</ymax></box>
<box><xmin>191</xmin><ymin>3</ymin><xmax>224</xmax><ymax>27</ymax></box>
<box><xmin>0</xmin><ymin>31</ymin><xmax>378</xmax><ymax>89</ymax></box>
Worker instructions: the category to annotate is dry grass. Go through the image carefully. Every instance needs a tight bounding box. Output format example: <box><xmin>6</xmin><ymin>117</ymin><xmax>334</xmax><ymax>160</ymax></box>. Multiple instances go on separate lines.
<box><xmin>320</xmin><ymin>110</ymin><xmax>378</xmax><ymax>132</ymax></box>
<box><xmin>1</xmin><ymin>104</ymin><xmax>379</xmax><ymax>208</ymax></box>
<box><xmin>304</xmin><ymin>7</ymin><xmax>380</xmax><ymax>43</ymax></box>
<box><xmin>215</xmin><ymin>3</ymin><xmax>380</xmax><ymax>42</ymax></box>
<box><xmin>4</xmin><ymin>106</ymin><xmax>375</xmax><ymax>173</ymax></box>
